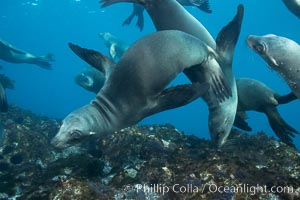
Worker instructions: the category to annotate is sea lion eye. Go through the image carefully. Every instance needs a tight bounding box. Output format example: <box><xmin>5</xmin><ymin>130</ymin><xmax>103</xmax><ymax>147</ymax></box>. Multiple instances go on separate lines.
<box><xmin>70</xmin><ymin>130</ymin><xmax>82</xmax><ymax>140</ymax></box>
<box><xmin>254</xmin><ymin>43</ymin><xmax>266</xmax><ymax>53</ymax></box>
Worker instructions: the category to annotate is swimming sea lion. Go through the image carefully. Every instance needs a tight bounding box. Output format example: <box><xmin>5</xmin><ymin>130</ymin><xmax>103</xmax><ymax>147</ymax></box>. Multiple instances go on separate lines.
<box><xmin>247</xmin><ymin>34</ymin><xmax>300</xmax><ymax>99</ymax></box>
<box><xmin>234</xmin><ymin>78</ymin><xmax>299</xmax><ymax>147</ymax></box>
<box><xmin>75</xmin><ymin>66</ymin><xmax>105</xmax><ymax>94</ymax></box>
<box><xmin>101</xmin><ymin>0</ymin><xmax>216</xmax><ymax>48</ymax></box>
<box><xmin>51</xmin><ymin>30</ymin><xmax>230</xmax><ymax>149</ymax></box>
<box><xmin>101</xmin><ymin>0</ymin><xmax>244</xmax><ymax>147</ymax></box>
<box><xmin>98</xmin><ymin>32</ymin><xmax>129</xmax><ymax>61</ymax></box>
<box><xmin>122</xmin><ymin>0</ymin><xmax>212</xmax><ymax>31</ymax></box>
<box><xmin>0</xmin><ymin>38</ymin><xmax>55</xmax><ymax>69</ymax></box>
<box><xmin>282</xmin><ymin>0</ymin><xmax>300</xmax><ymax>19</ymax></box>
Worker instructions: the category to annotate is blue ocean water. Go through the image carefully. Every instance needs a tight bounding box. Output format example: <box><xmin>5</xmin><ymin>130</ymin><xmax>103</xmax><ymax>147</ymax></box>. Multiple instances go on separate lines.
<box><xmin>0</xmin><ymin>0</ymin><xmax>299</xmax><ymax>149</ymax></box>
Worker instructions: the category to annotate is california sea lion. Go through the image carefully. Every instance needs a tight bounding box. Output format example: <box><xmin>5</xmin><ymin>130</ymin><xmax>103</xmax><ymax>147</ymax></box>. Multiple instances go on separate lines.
<box><xmin>75</xmin><ymin>66</ymin><xmax>105</xmax><ymax>94</ymax></box>
<box><xmin>101</xmin><ymin>0</ymin><xmax>244</xmax><ymax>147</ymax></box>
<box><xmin>51</xmin><ymin>30</ymin><xmax>230</xmax><ymax>149</ymax></box>
<box><xmin>0</xmin><ymin>39</ymin><xmax>55</xmax><ymax>69</ymax></box>
<box><xmin>234</xmin><ymin>78</ymin><xmax>299</xmax><ymax>147</ymax></box>
<box><xmin>247</xmin><ymin>34</ymin><xmax>300</xmax><ymax>99</ymax></box>
<box><xmin>122</xmin><ymin>0</ymin><xmax>212</xmax><ymax>31</ymax></box>
<box><xmin>282</xmin><ymin>0</ymin><xmax>300</xmax><ymax>19</ymax></box>
<box><xmin>101</xmin><ymin>0</ymin><xmax>216</xmax><ymax>48</ymax></box>
<box><xmin>98</xmin><ymin>32</ymin><xmax>129</xmax><ymax>61</ymax></box>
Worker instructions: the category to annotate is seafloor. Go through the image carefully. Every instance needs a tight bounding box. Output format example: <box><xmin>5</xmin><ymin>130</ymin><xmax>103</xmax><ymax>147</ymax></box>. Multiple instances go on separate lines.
<box><xmin>0</xmin><ymin>105</ymin><xmax>299</xmax><ymax>200</ymax></box>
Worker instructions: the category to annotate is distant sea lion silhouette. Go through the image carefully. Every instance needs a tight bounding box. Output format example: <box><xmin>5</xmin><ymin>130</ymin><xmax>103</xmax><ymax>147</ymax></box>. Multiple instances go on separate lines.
<box><xmin>98</xmin><ymin>32</ymin><xmax>129</xmax><ymax>60</ymax></box>
<box><xmin>101</xmin><ymin>0</ymin><xmax>244</xmax><ymax>147</ymax></box>
<box><xmin>0</xmin><ymin>38</ymin><xmax>55</xmax><ymax>69</ymax></box>
<box><xmin>51</xmin><ymin>30</ymin><xmax>230</xmax><ymax>149</ymax></box>
<box><xmin>234</xmin><ymin>78</ymin><xmax>299</xmax><ymax>147</ymax></box>
<box><xmin>122</xmin><ymin>0</ymin><xmax>212</xmax><ymax>31</ymax></box>
<box><xmin>0</xmin><ymin>82</ymin><xmax>8</xmax><ymax>112</ymax></box>
<box><xmin>75</xmin><ymin>66</ymin><xmax>105</xmax><ymax>94</ymax></box>
<box><xmin>0</xmin><ymin>74</ymin><xmax>15</xmax><ymax>90</ymax></box>
<box><xmin>247</xmin><ymin>34</ymin><xmax>300</xmax><ymax>100</ymax></box>
<box><xmin>282</xmin><ymin>0</ymin><xmax>300</xmax><ymax>19</ymax></box>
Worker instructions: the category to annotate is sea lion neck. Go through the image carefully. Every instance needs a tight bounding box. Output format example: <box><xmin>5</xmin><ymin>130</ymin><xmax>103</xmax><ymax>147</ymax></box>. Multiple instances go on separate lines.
<box><xmin>90</xmin><ymin>93</ymin><xmax>119</xmax><ymax>130</ymax></box>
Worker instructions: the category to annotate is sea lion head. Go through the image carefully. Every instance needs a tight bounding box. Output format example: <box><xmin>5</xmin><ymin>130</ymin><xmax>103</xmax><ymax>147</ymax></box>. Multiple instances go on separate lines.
<box><xmin>208</xmin><ymin>101</ymin><xmax>237</xmax><ymax>148</ymax></box>
<box><xmin>98</xmin><ymin>32</ymin><xmax>112</xmax><ymax>41</ymax></box>
<box><xmin>246</xmin><ymin>34</ymin><xmax>296</xmax><ymax>70</ymax></box>
<box><xmin>75</xmin><ymin>73</ymin><xmax>95</xmax><ymax>90</ymax></box>
<box><xmin>51</xmin><ymin>105</ymin><xmax>100</xmax><ymax>149</ymax></box>
<box><xmin>75</xmin><ymin>68</ymin><xmax>105</xmax><ymax>93</ymax></box>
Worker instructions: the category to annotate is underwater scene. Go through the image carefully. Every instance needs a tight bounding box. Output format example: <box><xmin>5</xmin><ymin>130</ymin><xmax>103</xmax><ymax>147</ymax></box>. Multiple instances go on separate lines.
<box><xmin>0</xmin><ymin>0</ymin><xmax>300</xmax><ymax>199</ymax></box>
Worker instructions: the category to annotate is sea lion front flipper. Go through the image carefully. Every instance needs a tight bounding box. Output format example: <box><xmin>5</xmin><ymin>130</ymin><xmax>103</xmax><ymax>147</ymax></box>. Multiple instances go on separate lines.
<box><xmin>233</xmin><ymin>112</ymin><xmax>252</xmax><ymax>131</ymax></box>
<box><xmin>0</xmin><ymin>83</ymin><xmax>8</xmax><ymax>112</ymax></box>
<box><xmin>203</xmin><ymin>55</ymin><xmax>232</xmax><ymax>102</ymax></box>
<box><xmin>216</xmin><ymin>4</ymin><xmax>243</xmax><ymax>66</ymax></box>
<box><xmin>190</xmin><ymin>0</ymin><xmax>212</xmax><ymax>13</ymax></box>
<box><xmin>68</xmin><ymin>43</ymin><xmax>115</xmax><ymax>78</ymax></box>
<box><xmin>277</xmin><ymin>92</ymin><xmax>298</xmax><ymax>104</ymax></box>
<box><xmin>147</xmin><ymin>82</ymin><xmax>209</xmax><ymax>116</ymax></box>
<box><xmin>0</xmin><ymin>39</ymin><xmax>25</xmax><ymax>55</ymax></box>
<box><xmin>265</xmin><ymin>107</ymin><xmax>299</xmax><ymax>147</ymax></box>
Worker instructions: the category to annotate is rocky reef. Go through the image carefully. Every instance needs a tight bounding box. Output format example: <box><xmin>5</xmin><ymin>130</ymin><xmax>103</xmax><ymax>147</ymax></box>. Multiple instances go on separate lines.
<box><xmin>0</xmin><ymin>105</ymin><xmax>299</xmax><ymax>199</ymax></box>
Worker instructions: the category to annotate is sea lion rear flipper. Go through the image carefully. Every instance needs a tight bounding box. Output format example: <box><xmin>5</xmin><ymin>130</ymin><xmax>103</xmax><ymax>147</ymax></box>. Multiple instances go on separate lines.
<box><xmin>135</xmin><ymin>5</ymin><xmax>144</xmax><ymax>31</ymax></box>
<box><xmin>233</xmin><ymin>112</ymin><xmax>252</xmax><ymax>131</ymax></box>
<box><xmin>190</xmin><ymin>0</ymin><xmax>212</xmax><ymax>13</ymax></box>
<box><xmin>147</xmin><ymin>82</ymin><xmax>209</xmax><ymax>116</ymax></box>
<box><xmin>265</xmin><ymin>107</ymin><xmax>299</xmax><ymax>147</ymax></box>
<box><xmin>277</xmin><ymin>92</ymin><xmax>298</xmax><ymax>104</ymax></box>
<box><xmin>68</xmin><ymin>43</ymin><xmax>115</xmax><ymax>78</ymax></box>
<box><xmin>0</xmin><ymin>83</ymin><xmax>8</xmax><ymax>112</ymax></box>
<box><xmin>32</xmin><ymin>54</ymin><xmax>55</xmax><ymax>70</ymax></box>
<box><xmin>122</xmin><ymin>3</ymin><xmax>136</xmax><ymax>27</ymax></box>
<box><xmin>122</xmin><ymin>13</ymin><xmax>135</xmax><ymax>26</ymax></box>
<box><xmin>122</xmin><ymin>3</ymin><xmax>144</xmax><ymax>31</ymax></box>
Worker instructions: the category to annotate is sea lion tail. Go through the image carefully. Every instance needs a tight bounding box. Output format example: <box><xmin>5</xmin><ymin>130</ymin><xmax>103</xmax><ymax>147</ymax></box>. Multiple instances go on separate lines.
<box><xmin>0</xmin><ymin>82</ymin><xmax>8</xmax><ymax>112</ymax></box>
<box><xmin>265</xmin><ymin>107</ymin><xmax>299</xmax><ymax>147</ymax></box>
<box><xmin>277</xmin><ymin>92</ymin><xmax>298</xmax><ymax>104</ymax></box>
<box><xmin>100</xmin><ymin>0</ymin><xmax>145</xmax><ymax>8</ymax></box>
